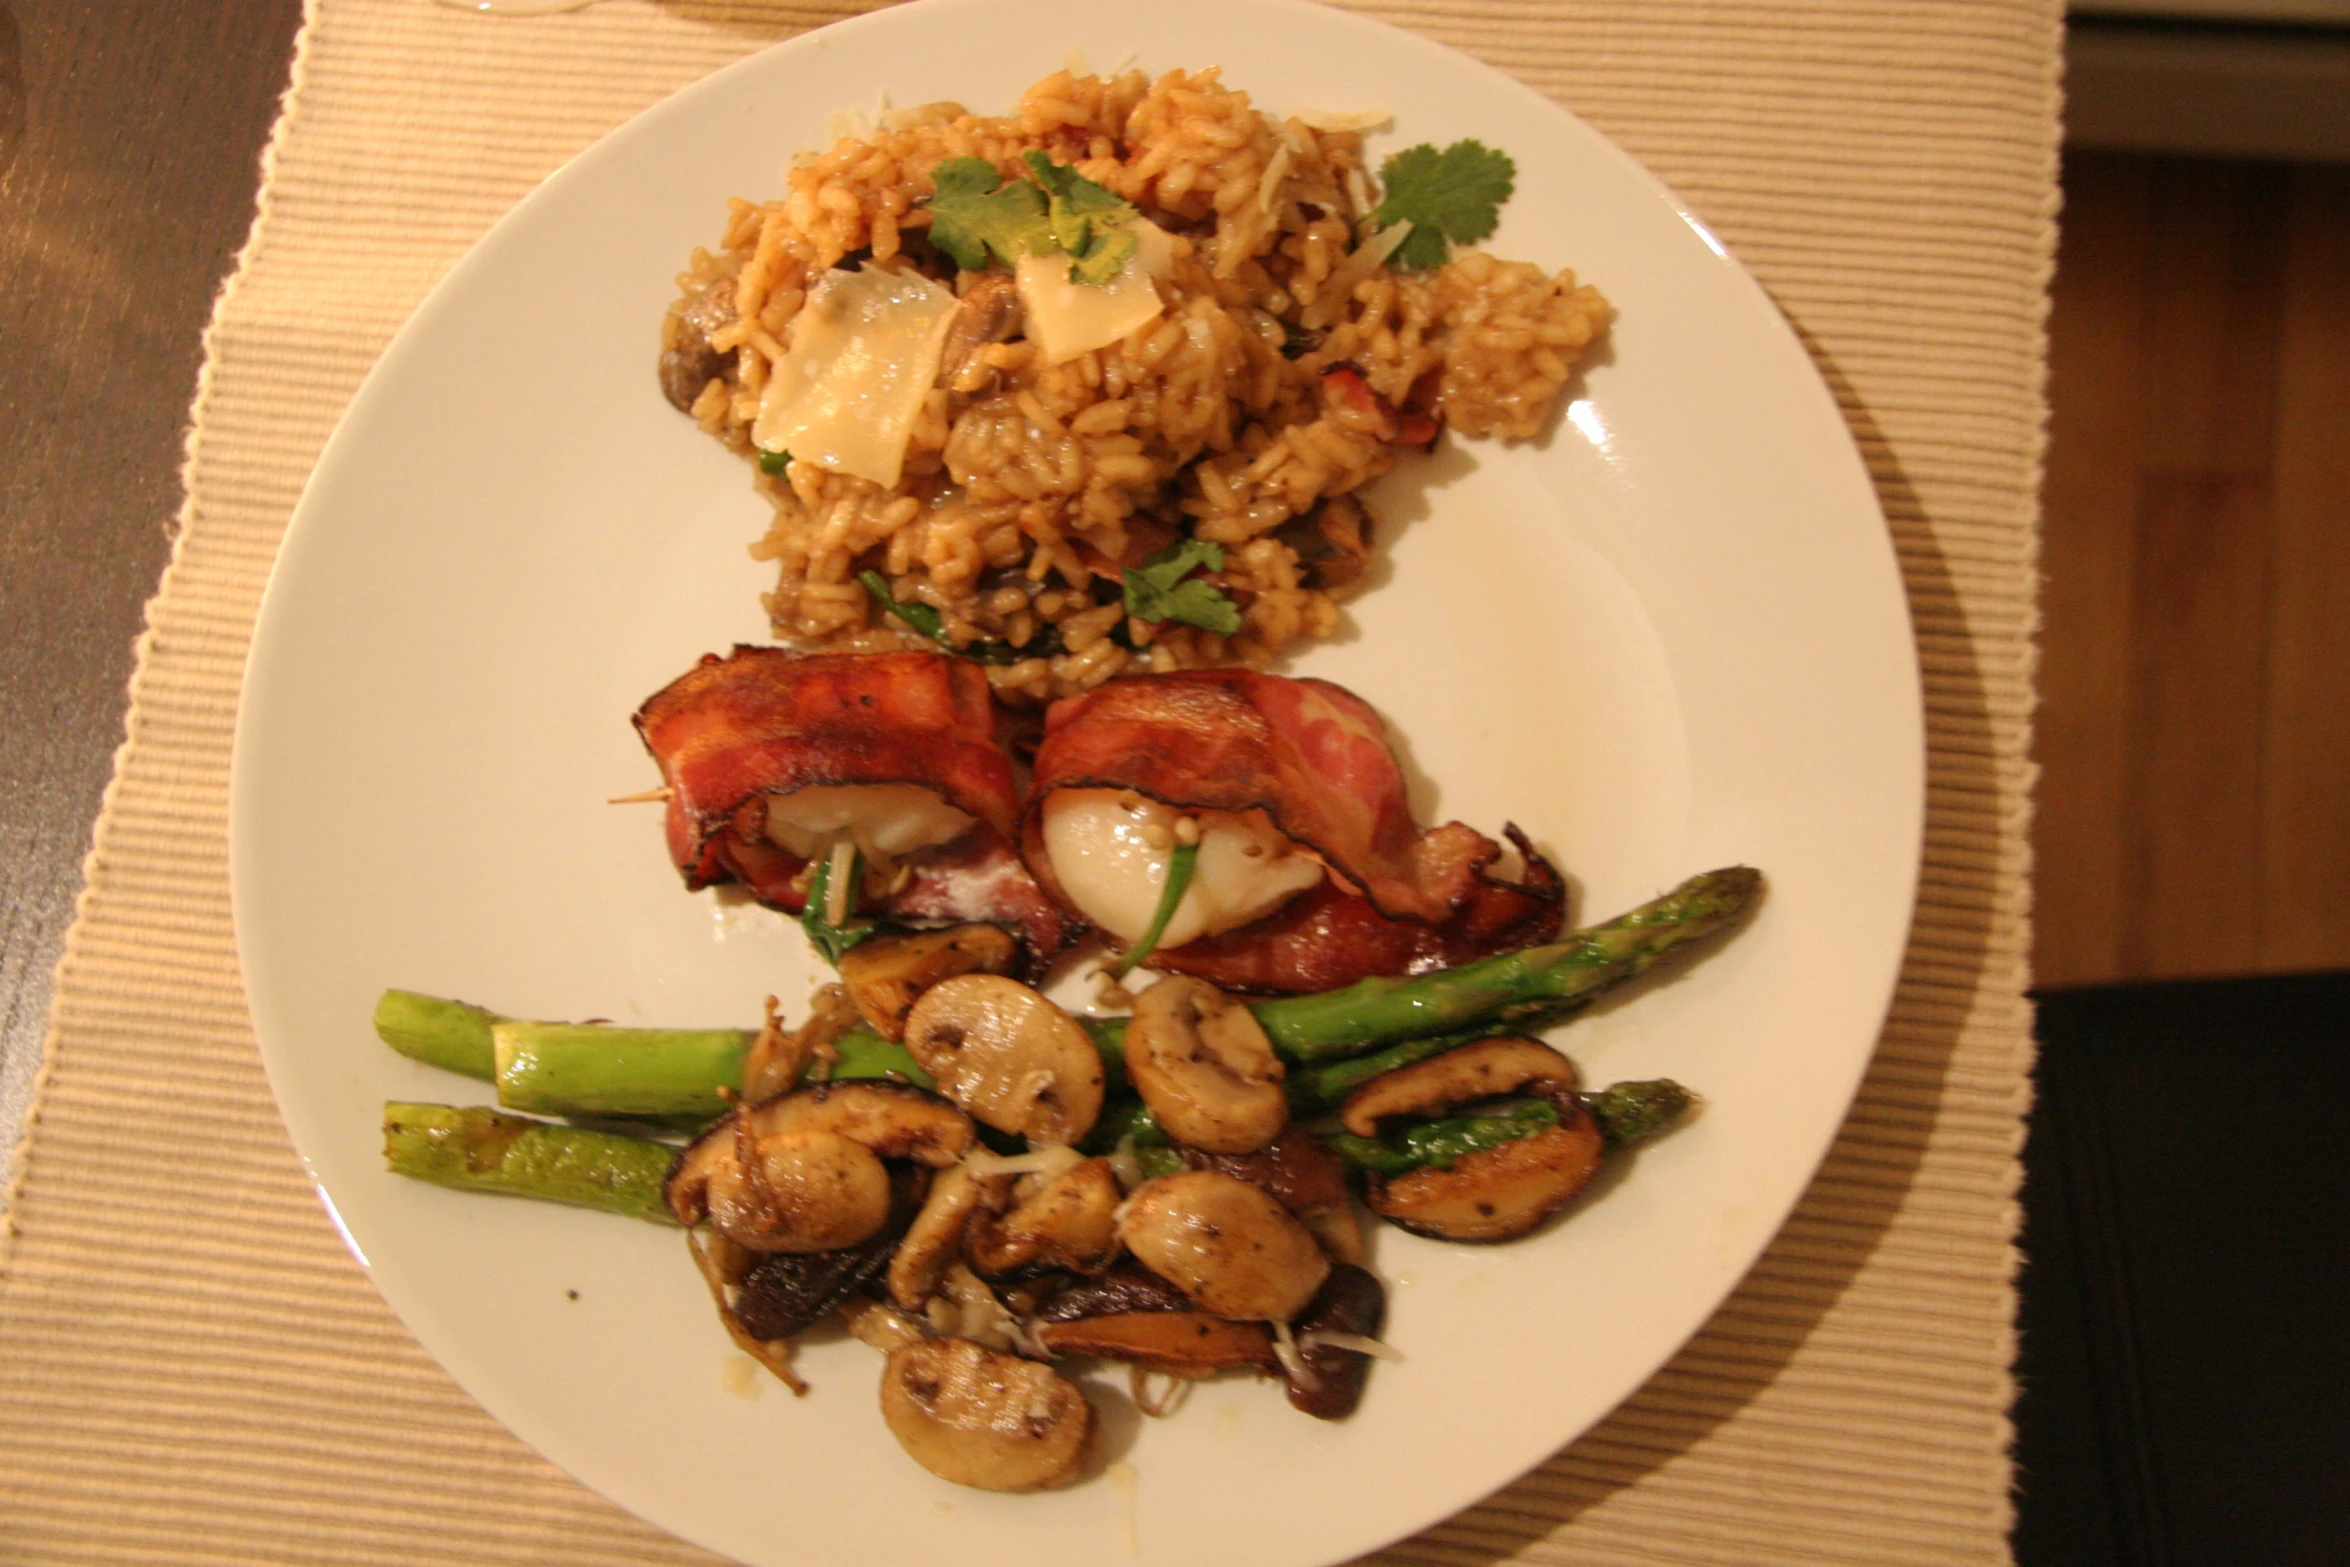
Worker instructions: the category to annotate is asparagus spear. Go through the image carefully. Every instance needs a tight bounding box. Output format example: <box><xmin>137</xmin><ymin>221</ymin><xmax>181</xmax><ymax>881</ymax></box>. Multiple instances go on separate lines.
<box><xmin>1584</xmin><ymin>1078</ymin><xmax>1697</xmax><ymax>1147</ymax></box>
<box><xmin>376</xmin><ymin>865</ymin><xmax>1758</xmax><ymax>1118</ymax></box>
<box><xmin>1323</xmin><ymin>1097</ymin><xmax>1560</xmax><ymax>1175</ymax></box>
<box><xmin>376</xmin><ymin>990</ymin><xmax>501</xmax><ymax>1078</ymax></box>
<box><xmin>1282</xmin><ymin>1007</ymin><xmax>1583</xmax><ymax>1111</ymax></box>
<box><xmin>1251</xmin><ymin>867</ymin><xmax>1760</xmax><ymax>1062</ymax></box>
<box><xmin>383</xmin><ymin>1103</ymin><xmax>679</xmax><ymax>1223</ymax></box>
<box><xmin>494</xmin><ymin>1022</ymin><xmax>752</xmax><ymax>1118</ymax></box>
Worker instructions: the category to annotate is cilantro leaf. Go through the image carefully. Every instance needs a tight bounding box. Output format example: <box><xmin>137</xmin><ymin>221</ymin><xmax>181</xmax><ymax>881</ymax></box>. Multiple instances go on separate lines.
<box><xmin>924</xmin><ymin>156</ymin><xmax>1050</xmax><ymax>272</ymax></box>
<box><xmin>858</xmin><ymin>569</ymin><xmax>1066</xmax><ymax>665</ymax></box>
<box><xmin>1369</xmin><ymin>139</ymin><xmax>1516</xmax><ymax>272</ymax></box>
<box><xmin>925</xmin><ymin>155</ymin><xmax>1141</xmax><ymax>285</ymax></box>
<box><xmin>1123</xmin><ymin>539</ymin><xmax>1243</xmax><ymax>636</ymax></box>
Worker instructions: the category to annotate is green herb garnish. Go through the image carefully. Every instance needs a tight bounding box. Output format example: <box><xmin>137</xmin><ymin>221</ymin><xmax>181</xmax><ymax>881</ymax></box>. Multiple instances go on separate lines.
<box><xmin>801</xmin><ymin>845</ymin><xmax>879</xmax><ymax>968</ymax></box>
<box><xmin>756</xmin><ymin>447</ymin><xmax>792</xmax><ymax>476</ymax></box>
<box><xmin>1107</xmin><ymin>838</ymin><xmax>1199</xmax><ymax>980</ymax></box>
<box><xmin>924</xmin><ymin>154</ymin><xmax>1140</xmax><ymax>284</ymax></box>
<box><xmin>1324</xmin><ymin>1096</ymin><xmax>1559</xmax><ymax>1175</ymax></box>
<box><xmin>1019</xmin><ymin>151</ymin><xmax>1140</xmax><ymax>285</ymax></box>
<box><xmin>857</xmin><ymin>569</ymin><xmax>1065</xmax><ymax>665</ymax></box>
<box><xmin>1122</xmin><ymin>540</ymin><xmax>1242</xmax><ymax>635</ymax></box>
<box><xmin>1369</xmin><ymin>139</ymin><xmax>1516</xmax><ymax>272</ymax></box>
<box><xmin>859</xmin><ymin>569</ymin><xmax>947</xmax><ymax>640</ymax></box>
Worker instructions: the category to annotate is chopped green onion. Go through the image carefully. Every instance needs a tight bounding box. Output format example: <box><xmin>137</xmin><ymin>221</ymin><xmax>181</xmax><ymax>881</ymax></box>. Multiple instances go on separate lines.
<box><xmin>801</xmin><ymin>842</ymin><xmax>878</xmax><ymax>968</ymax></box>
<box><xmin>757</xmin><ymin>447</ymin><xmax>792</xmax><ymax>475</ymax></box>
<box><xmin>1107</xmin><ymin>839</ymin><xmax>1198</xmax><ymax>980</ymax></box>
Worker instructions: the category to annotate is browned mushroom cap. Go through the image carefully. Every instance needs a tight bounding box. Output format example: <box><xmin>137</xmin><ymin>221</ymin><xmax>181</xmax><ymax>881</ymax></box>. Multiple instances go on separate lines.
<box><xmin>1117</xmin><ymin>1170</ymin><xmax>1330</xmax><ymax>1322</ymax></box>
<box><xmin>705</xmin><ymin>1128</ymin><xmax>894</xmax><ymax>1253</ymax></box>
<box><xmin>879</xmin><ymin>1337</ymin><xmax>1093</xmax><ymax>1492</ymax></box>
<box><xmin>888</xmin><ymin>1163</ymin><xmax>988</xmax><ymax>1311</ymax></box>
<box><xmin>1339</xmin><ymin>1036</ymin><xmax>1579</xmax><ymax>1137</ymax></box>
<box><xmin>658</xmin><ymin>275</ymin><xmax>737</xmax><ymax>413</ymax></box>
<box><xmin>735</xmin><ymin>1227</ymin><xmax>902</xmax><ymax>1341</ymax></box>
<box><xmin>746</xmin><ymin>1080</ymin><xmax>975</xmax><ymax>1167</ymax></box>
<box><xmin>1032</xmin><ymin>1311</ymin><xmax>1277</xmax><ymax>1378</ymax></box>
<box><xmin>1176</xmin><ymin>1126</ymin><xmax>1366</xmax><ymax>1267</ymax></box>
<box><xmin>937</xmin><ymin>273</ymin><xmax>1024</xmax><ymax>392</ymax></box>
<box><xmin>964</xmin><ymin>1156</ymin><xmax>1123</xmax><ymax>1279</ymax></box>
<box><xmin>1032</xmin><ymin>1266</ymin><xmax>1191</xmax><ymax>1321</ymax></box>
<box><xmin>902</xmin><ymin>976</ymin><xmax>1105</xmax><ymax>1145</ymax></box>
<box><xmin>667</xmin><ymin>1084</ymin><xmax>969</xmax><ymax>1254</ymax></box>
<box><xmin>1125</xmin><ymin>976</ymin><xmax>1288</xmax><ymax>1154</ymax></box>
<box><xmin>1364</xmin><ymin>1094</ymin><xmax>1607</xmax><ymax>1243</ymax></box>
<box><xmin>1283</xmin><ymin>1264</ymin><xmax>1386</xmax><ymax>1419</ymax></box>
<box><xmin>837</xmin><ymin>924</ymin><xmax>1022</xmax><ymax>1042</ymax></box>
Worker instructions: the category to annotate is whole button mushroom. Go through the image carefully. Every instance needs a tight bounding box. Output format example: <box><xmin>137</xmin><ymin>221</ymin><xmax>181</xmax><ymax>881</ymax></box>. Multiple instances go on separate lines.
<box><xmin>902</xmin><ymin>975</ymin><xmax>1105</xmax><ymax>1145</ymax></box>
<box><xmin>1116</xmin><ymin>1169</ymin><xmax>1330</xmax><ymax>1322</ymax></box>
<box><xmin>879</xmin><ymin>1337</ymin><xmax>1093</xmax><ymax>1491</ymax></box>
<box><xmin>1124</xmin><ymin>975</ymin><xmax>1288</xmax><ymax>1154</ymax></box>
<box><xmin>705</xmin><ymin>1129</ymin><xmax>892</xmax><ymax>1254</ymax></box>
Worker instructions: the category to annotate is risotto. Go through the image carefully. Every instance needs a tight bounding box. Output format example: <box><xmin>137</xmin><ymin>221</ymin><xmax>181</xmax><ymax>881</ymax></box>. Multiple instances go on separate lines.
<box><xmin>659</xmin><ymin>66</ymin><xmax>1609</xmax><ymax>705</ymax></box>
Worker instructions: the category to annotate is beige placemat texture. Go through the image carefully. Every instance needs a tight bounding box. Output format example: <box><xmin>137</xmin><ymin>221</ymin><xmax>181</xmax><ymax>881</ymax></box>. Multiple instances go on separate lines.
<box><xmin>0</xmin><ymin>1</ymin><xmax>2052</xmax><ymax>1561</ymax></box>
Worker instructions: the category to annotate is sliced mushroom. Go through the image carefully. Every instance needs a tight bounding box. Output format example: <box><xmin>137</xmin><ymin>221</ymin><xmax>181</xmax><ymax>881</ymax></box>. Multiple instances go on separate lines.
<box><xmin>705</xmin><ymin>1128</ymin><xmax>893</xmax><ymax>1253</ymax></box>
<box><xmin>1117</xmin><ymin>1170</ymin><xmax>1330</xmax><ymax>1322</ymax></box>
<box><xmin>746</xmin><ymin>1080</ymin><xmax>974</xmax><ymax>1167</ymax></box>
<box><xmin>1032</xmin><ymin>1311</ymin><xmax>1276</xmax><ymax>1378</ymax></box>
<box><xmin>1363</xmin><ymin>1095</ymin><xmax>1607</xmax><ymax>1243</ymax></box>
<box><xmin>889</xmin><ymin>1163</ymin><xmax>988</xmax><ymax>1310</ymax></box>
<box><xmin>1032</xmin><ymin>1266</ymin><xmax>1194</xmax><ymax>1321</ymax></box>
<box><xmin>658</xmin><ymin>275</ymin><xmax>738</xmax><ymax>412</ymax></box>
<box><xmin>742</xmin><ymin>984</ymin><xmax>863</xmax><ymax>1102</ymax></box>
<box><xmin>937</xmin><ymin>272</ymin><xmax>1025</xmax><ymax>392</ymax></box>
<box><xmin>736</xmin><ymin>1227</ymin><xmax>901</xmax><ymax>1340</ymax></box>
<box><xmin>880</xmin><ymin>1337</ymin><xmax>1093</xmax><ymax>1492</ymax></box>
<box><xmin>1283</xmin><ymin>1263</ymin><xmax>1386</xmax><ymax>1419</ymax></box>
<box><xmin>667</xmin><ymin>1083</ymin><xmax>966</xmax><ymax>1254</ymax></box>
<box><xmin>1177</xmin><ymin>1126</ymin><xmax>1365</xmax><ymax>1266</ymax></box>
<box><xmin>838</xmin><ymin>924</ymin><xmax>1022</xmax><ymax>1041</ymax></box>
<box><xmin>1338</xmin><ymin>1036</ymin><xmax>1579</xmax><ymax>1137</ymax></box>
<box><xmin>902</xmin><ymin>975</ymin><xmax>1105</xmax><ymax>1145</ymax></box>
<box><xmin>1125</xmin><ymin>976</ymin><xmax>1288</xmax><ymax>1154</ymax></box>
<box><xmin>964</xmin><ymin>1156</ymin><xmax>1123</xmax><ymax>1279</ymax></box>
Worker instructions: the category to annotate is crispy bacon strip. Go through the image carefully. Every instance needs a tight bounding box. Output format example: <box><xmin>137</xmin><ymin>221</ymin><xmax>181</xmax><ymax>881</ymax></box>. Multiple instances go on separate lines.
<box><xmin>634</xmin><ymin>648</ymin><xmax>1071</xmax><ymax>959</ymax></box>
<box><xmin>1153</xmin><ymin>826</ymin><xmax>1565</xmax><ymax>993</ymax></box>
<box><xmin>1024</xmin><ymin>670</ymin><xmax>1494</xmax><ymax>924</ymax></box>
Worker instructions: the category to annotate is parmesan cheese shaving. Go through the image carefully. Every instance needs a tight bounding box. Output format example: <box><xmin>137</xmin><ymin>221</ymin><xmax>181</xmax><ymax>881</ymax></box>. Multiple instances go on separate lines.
<box><xmin>1016</xmin><ymin>219</ymin><xmax>1176</xmax><ymax>365</ymax></box>
<box><xmin>1301</xmin><ymin>220</ymin><xmax>1412</xmax><ymax>330</ymax></box>
<box><xmin>1292</xmin><ymin>108</ymin><xmax>1393</xmax><ymax>134</ymax></box>
<box><xmin>752</xmin><ymin>263</ymin><xmax>958</xmax><ymax>488</ymax></box>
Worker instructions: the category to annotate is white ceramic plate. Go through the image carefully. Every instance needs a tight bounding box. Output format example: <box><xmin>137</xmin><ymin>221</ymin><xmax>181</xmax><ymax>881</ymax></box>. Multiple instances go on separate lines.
<box><xmin>231</xmin><ymin>2</ymin><xmax>1921</xmax><ymax>1563</ymax></box>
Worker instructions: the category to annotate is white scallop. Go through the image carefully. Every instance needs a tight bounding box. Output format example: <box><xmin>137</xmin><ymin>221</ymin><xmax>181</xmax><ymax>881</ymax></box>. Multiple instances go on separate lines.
<box><xmin>764</xmin><ymin>784</ymin><xmax>976</xmax><ymax>861</ymax></box>
<box><xmin>1040</xmin><ymin>789</ymin><xmax>1324</xmax><ymax>948</ymax></box>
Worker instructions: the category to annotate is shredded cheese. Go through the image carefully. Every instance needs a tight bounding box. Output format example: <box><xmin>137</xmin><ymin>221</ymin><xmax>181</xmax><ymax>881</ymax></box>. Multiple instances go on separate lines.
<box><xmin>1269</xmin><ymin>1318</ymin><xmax>1320</xmax><ymax>1391</ymax></box>
<box><xmin>1301</xmin><ymin>1330</ymin><xmax>1404</xmax><ymax>1362</ymax></box>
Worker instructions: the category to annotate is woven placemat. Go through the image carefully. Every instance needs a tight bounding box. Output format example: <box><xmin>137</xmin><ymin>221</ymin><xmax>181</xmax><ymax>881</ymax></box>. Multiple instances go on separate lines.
<box><xmin>0</xmin><ymin>1</ymin><xmax>2053</xmax><ymax>1561</ymax></box>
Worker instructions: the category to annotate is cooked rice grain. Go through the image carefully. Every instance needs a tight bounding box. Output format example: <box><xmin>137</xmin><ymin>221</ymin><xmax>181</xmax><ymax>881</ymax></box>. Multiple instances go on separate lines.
<box><xmin>666</xmin><ymin>67</ymin><xmax>1609</xmax><ymax>703</ymax></box>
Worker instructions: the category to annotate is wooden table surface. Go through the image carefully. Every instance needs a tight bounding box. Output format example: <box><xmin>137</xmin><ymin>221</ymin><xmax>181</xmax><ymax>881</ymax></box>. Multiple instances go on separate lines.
<box><xmin>0</xmin><ymin>0</ymin><xmax>304</xmax><ymax>1170</ymax></box>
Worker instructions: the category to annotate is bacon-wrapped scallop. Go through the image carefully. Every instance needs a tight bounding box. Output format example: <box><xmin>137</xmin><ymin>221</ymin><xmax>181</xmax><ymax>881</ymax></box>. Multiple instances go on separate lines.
<box><xmin>634</xmin><ymin>648</ymin><xmax>1074</xmax><ymax>962</ymax></box>
<box><xmin>1020</xmin><ymin>670</ymin><xmax>1564</xmax><ymax>991</ymax></box>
